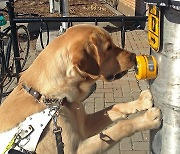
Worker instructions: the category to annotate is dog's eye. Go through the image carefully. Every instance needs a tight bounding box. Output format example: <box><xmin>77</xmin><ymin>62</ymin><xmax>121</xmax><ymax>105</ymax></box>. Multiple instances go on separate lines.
<box><xmin>107</xmin><ymin>44</ymin><xmax>112</xmax><ymax>51</ymax></box>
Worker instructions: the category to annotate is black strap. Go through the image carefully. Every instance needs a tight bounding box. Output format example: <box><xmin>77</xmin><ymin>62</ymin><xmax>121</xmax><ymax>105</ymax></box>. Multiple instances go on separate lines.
<box><xmin>52</xmin><ymin>113</ymin><xmax>64</xmax><ymax>154</ymax></box>
<box><xmin>54</xmin><ymin>127</ymin><xmax>64</xmax><ymax>154</ymax></box>
<box><xmin>22</xmin><ymin>83</ymin><xmax>65</xmax><ymax>154</ymax></box>
<box><xmin>8</xmin><ymin>149</ymin><xmax>33</xmax><ymax>154</ymax></box>
<box><xmin>22</xmin><ymin>84</ymin><xmax>42</xmax><ymax>101</ymax></box>
<box><xmin>8</xmin><ymin>149</ymin><xmax>24</xmax><ymax>154</ymax></box>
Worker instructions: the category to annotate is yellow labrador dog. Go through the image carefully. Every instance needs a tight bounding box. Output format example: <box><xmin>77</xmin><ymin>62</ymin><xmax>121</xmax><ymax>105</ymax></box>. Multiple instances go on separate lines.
<box><xmin>0</xmin><ymin>24</ymin><xmax>161</xmax><ymax>154</ymax></box>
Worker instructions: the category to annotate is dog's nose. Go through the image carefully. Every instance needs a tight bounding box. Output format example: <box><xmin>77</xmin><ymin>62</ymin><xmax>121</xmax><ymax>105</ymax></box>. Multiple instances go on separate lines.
<box><xmin>130</xmin><ymin>53</ymin><xmax>136</xmax><ymax>62</ymax></box>
<box><xmin>106</xmin><ymin>75</ymin><xmax>115</xmax><ymax>81</ymax></box>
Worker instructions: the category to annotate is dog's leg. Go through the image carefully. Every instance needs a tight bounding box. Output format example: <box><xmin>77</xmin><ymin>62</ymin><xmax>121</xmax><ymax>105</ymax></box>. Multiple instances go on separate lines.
<box><xmin>78</xmin><ymin>107</ymin><xmax>161</xmax><ymax>154</ymax></box>
<box><xmin>85</xmin><ymin>90</ymin><xmax>153</xmax><ymax>136</ymax></box>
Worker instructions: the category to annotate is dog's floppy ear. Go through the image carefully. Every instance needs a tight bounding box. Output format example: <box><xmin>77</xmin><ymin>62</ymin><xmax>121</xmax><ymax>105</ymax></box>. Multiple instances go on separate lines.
<box><xmin>72</xmin><ymin>33</ymin><xmax>100</xmax><ymax>79</ymax></box>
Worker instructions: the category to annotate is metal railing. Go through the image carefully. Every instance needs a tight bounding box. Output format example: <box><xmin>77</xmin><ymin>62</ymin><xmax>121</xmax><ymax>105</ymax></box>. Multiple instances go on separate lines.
<box><xmin>7</xmin><ymin>0</ymin><xmax>147</xmax><ymax>76</ymax></box>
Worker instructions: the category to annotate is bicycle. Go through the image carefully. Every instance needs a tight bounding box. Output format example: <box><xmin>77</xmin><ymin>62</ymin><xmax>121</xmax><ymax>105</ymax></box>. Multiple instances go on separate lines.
<box><xmin>0</xmin><ymin>11</ymin><xmax>30</xmax><ymax>103</ymax></box>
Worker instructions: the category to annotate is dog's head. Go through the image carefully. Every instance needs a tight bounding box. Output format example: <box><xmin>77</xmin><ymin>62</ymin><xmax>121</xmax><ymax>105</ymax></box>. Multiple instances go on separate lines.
<box><xmin>21</xmin><ymin>24</ymin><xmax>136</xmax><ymax>103</ymax></box>
<box><xmin>64</xmin><ymin>25</ymin><xmax>136</xmax><ymax>101</ymax></box>
<box><xmin>68</xmin><ymin>24</ymin><xmax>136</xmax><ymax>81</ymax></box>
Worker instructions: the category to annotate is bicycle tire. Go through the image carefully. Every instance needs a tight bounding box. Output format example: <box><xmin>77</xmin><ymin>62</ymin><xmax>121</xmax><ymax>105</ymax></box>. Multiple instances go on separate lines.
<box><xmin>1</xmin><ymin>36</ymin><xmax>15</xmax><ymax>100</ymax></box>
<box><xmin>0</xmin><ymin>25</ymin><xmax>30</xmax><ymax>102</ymax></box>
<box><xmin>0</xmin><ymin>47</ymin><xmax>4</xmax><ymax>103</ymax></box>
<box><xmin>40</xmin><ymin>21</ymin><xmax>49</xmax><ymax>49</ymax></box>
<box><xmin>0</xmin><ymin>85</ymin><xmax>2</xmax><ymax>103</ymax></box>
<box><xmin>0</xmin><ymin>40</ymin><xmax>10</xmax><ymax>103</ymax></box>
<box><xmin>5</xmin><ymin>35</ymin><xmax>14</xmax><ymax>73</ymax></box>
<box><xmin>16</xmin><ymin>25</ymin><xmax>30</xmax><ymax>70</ymax></box>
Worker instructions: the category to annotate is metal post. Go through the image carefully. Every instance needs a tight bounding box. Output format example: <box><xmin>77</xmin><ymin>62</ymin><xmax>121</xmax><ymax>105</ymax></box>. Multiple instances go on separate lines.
<box><xmin>6</xmin><ymin>0</ymin><xmax>21</xmax><ymax>78</ymax></box>
<box><xmin>49</xmin><ymin>0</ymin><xmax>54</xmax><ymax>13</ymax></box>
<box><xmin>60</xmin><ymin>0</ymin><xmax>69</xmax><ymax>32</ymax></box>
<box><xmin>150</xmin><ymin>7</ymin><xmax>180</xmax><ymax>154</ymax></box>
<box><xmin>49</xmin><ymin>0</ymin><xmax>61</xmax><ymax>13</ymax></box>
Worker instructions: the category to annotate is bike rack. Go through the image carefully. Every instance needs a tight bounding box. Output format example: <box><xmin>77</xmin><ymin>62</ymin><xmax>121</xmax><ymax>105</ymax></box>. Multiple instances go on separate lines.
<box><xmin>6</xmin><ymin>0</ymin><xmax>148</xmax><ymax>77</ymax></box>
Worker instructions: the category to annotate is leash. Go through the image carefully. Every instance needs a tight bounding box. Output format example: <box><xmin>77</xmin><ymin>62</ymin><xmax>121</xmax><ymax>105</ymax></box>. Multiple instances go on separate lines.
<box><xmin>43</xmin><ymin>97</ymin><xmax>65</xmax><ymax>154</ymax></box>
<box><xmin>52</xmin><ymin>113</ymin><xmax>64</xmax><ymax>154</ymax></box>
<box><xmin>21</xmin><ymin>84</ymin><xmax>65</xmax><ymax>154</ymax></box>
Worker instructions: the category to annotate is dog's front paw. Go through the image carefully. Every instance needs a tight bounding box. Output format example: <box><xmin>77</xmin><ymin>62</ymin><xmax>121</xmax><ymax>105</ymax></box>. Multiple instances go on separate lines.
<box><xmin>138</xmin><ymin>90</ymin><xmax>153</xmax><ymax>111</ymax></box>
<box><xmin>143</xmin><ymin>107</ymin><xmax>162</xmax><ymax>129</ymax></box>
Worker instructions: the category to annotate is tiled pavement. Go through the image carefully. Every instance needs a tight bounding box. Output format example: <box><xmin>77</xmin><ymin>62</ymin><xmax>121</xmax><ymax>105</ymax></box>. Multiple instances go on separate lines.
<box><xmin>2</xmin><ymin>22</ymin><xmax>151</xmax><ymax>153</ymax></box>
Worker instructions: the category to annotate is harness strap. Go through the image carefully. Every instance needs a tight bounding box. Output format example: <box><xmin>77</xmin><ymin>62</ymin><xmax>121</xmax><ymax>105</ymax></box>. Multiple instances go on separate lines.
<box><xmin>0</xmin><ymin>109</ymin><xmax>54</xmax><ymax>154</ymax></box>
<box><xmin>22</xmin><ymin>84</ymin><xmax>65</xmax><ymax>154</ymax></box>
<box><xmin>22</xmin><ymin>84</ymin><xmax>42</xmax><ymax>101</ymax></box>
<box><xmin>8</xmin><ymin>149</ymin><xmax>26</xmax><ymax>154</ymax></box>
<box><xmin>14</xmin><ymin>108</ymin><xmax>55</xmax><ymax>153</ymax></box>
<box><xmin>52</xmin><ymin>114</ymin><xmax>64</xmax><ymax>154</ymax></box>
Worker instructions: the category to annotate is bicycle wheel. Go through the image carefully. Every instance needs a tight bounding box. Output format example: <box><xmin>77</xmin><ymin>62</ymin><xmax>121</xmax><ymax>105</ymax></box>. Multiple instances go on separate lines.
<box><xmin>0</xmin><ymin>50</ymin><xmax>4</xmax><ymax>103</ymax></box>
<box><xmin>1</xmin><ymin>37</ymin><xmax>15</xmax><ymax>99</ymax></box>
<box><xmin>0</xmin><ymin>57</ymin><xmax>3</xmax><ymax>103</ymax></box>
<box><xmin>0</xmin><ymin>56</ymin><xmax>6</xmax><ymax>103</ymax></box>
<box><xmin>16</xmin><ymin>25</ymin><xmax>30</xmax><ymax>70</ymax></box>
<box><xmin>0</xmin><ymin>40</ymin><xmax>10</xmax><ymax>103</ymax></box>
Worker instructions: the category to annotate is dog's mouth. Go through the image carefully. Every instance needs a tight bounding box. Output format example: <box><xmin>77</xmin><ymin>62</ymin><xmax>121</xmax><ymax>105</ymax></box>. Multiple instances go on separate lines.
<box><xmin>106</xmin><ymin>70</ymin><xmax>128</xmax><ymax>81</ymax></box>
<box><xmin>114</xmin><ymin>70</ymin><xmax>128</xmax><ymax>79</ymax></box>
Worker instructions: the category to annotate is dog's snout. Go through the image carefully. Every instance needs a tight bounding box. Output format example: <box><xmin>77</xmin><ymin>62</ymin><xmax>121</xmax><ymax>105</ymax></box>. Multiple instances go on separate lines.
<box><xmin>130</xmin><ymin>53</ymin><xmax>136</xmax><ymax>62</ymax></box>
